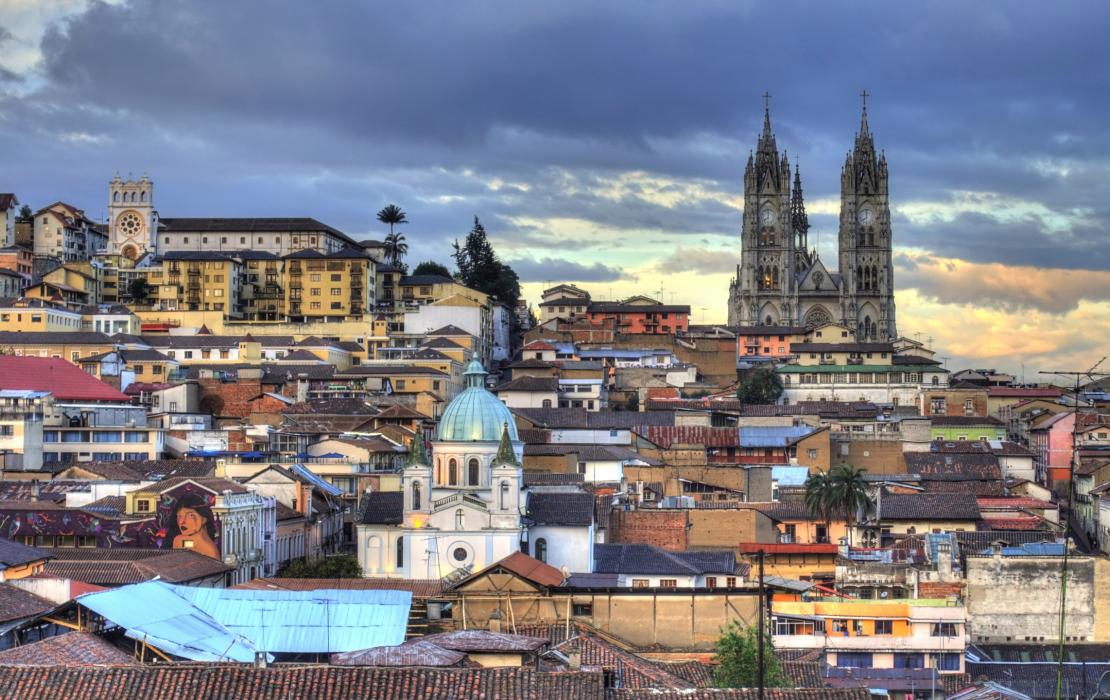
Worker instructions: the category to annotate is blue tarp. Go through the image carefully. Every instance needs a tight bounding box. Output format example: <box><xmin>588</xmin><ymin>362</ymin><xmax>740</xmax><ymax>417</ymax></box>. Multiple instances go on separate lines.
<box><xmin>738</xmin><ymin>426</ymin><xmax>814</xmax><ymax>447</ymax></box>
<box><xmin>292</xmin><ymin>463</ymin><xmax>346</xmax><ymax>497</ymax></box>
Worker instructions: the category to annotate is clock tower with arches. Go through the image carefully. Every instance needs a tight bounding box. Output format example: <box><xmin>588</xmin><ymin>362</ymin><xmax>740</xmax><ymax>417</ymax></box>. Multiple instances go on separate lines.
<box><xmin>107</xmin><ymin>174</ymin><xmax>158</xmax><ymax>261</ymax></box>
<box><xmin>727</xmin><ymin>94</ymin><xmax>897</xmax><ymax>341</ymax></box>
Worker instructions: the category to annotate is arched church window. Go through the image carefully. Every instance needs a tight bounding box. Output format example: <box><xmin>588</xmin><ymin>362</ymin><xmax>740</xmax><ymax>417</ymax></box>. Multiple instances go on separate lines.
<box><xmin>367</xmin><ymin>536</ymin><xmax>382</xmax><ymax>572</ymax></box>
<box><xmin>396</xmin><ymin>536</ymin><xmax>404</xmax><ymax>568</ymax></box>
<box><xmin>500</xmin><ymin>480</ymin><xmax>509</xmax><ymax>510</ymax></box>
<box><xmin>772</xmin><ymin>267</ymin><xmax>779</xmax><ymax>289</ymax></box>
<box><xmin>931</xmin><ymin>376</ymin><xmax>939</xmax><ymax>386</ymax></box>
<box><xmin>468</xmin><ymin>458</ymin><xmax>480</xmax><ymax>486</ymax></box>
<box><xmin>113</xmin><ymin>192</ymin><xmax>119</xmax><ymax>203</ymax></box>
<box><xmin>765</xmin><ymin>316</ymin><xmax>773</xmax><ymax>325</ymax></box>
<box><xmin>130</xmin><ymin>191</ymin><xmax>137</xmax><ymax>202</ymax></box>
<box><xmin>535</xmin><ymin>538</ymin><xmax>548</xmax><ymax>563</ymax></box>
<box><xmin>455</xmin><ymin>508</ymin><xmax>464</xmax><ymax>530</ymax></box>
<box><xmin>412</xmin><ymin>480</ymin><xmax>421</xmax><ymax>511</ymax></box>
<box><xmin>140</xmin><ymin>191</ymin><xmax>146</xmax><ymax>202</ymax></box>
<box><xmin>448</xmin><ymin>459</ymin><xmax>458</xmax><ymax>486</ymax></box>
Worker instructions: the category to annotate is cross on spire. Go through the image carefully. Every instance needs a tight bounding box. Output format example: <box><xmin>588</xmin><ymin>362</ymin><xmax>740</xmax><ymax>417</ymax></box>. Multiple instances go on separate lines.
<box><xmin>860</xmin><ymin>89</ymin><xmax>869</xmax><ymax>111</ymax></box>
<box><xmin>763</xmin><ymin>91</ymin><xmax>772</xmax><ymax>110</ymax></box>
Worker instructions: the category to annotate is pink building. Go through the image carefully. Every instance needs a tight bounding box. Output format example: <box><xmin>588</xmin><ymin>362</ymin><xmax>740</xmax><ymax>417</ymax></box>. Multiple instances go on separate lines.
<box><xmin>1030</xmin><ymin>411</ymin><xmax>1075</xmax><ymax>487</ymax></box>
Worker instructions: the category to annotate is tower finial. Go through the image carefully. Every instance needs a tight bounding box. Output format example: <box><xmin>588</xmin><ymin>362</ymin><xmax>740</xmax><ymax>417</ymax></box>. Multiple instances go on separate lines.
<box><xmin>761</xmin><ymin>91</ymin><xmax>773</xmax><ymax>135</ymax></box>
<box><xmin>858</xmin><ymin>89</ymin><xmax>871</xmax><ymax>136</ymax></box>
<box><xmin>405</xmin><ymin>430</ymin><xmax>429</xmax><ymax>467</ymax></box>
<box><xmin>494</xmin><ymin>423</ymin><xmax>519</xmax><ymax>466</ymax></box>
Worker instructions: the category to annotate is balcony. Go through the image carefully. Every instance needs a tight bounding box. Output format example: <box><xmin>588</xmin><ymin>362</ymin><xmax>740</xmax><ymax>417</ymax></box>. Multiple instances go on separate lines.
<box><xmin>774</xmin><ymin>632</ymin><xmax>965</xmax><ymax>653</ymax></box>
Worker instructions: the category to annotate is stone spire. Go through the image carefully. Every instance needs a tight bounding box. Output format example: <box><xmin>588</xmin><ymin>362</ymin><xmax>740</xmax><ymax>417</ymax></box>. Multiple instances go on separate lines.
<box><xmin>753</xmin><ymin>93</ymin><xmax>782</xmax><ymax>192</ymax></box>
<box><xmin>405</xmin><ymin>430</ymin><xmax>429</xmax><ymax>467</ymax></box>
<box><xmin>791</xmin><ymin>163</ymin><xmax>810</xmax><ymax>235</ymax></box>
<box><xmin>494</xmin><ymin>423</ymin><xmax>519</xmax><ymax>466</ymax></box>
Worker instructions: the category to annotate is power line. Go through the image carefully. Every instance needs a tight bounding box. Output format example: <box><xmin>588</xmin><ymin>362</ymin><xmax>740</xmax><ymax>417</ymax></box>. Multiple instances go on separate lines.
<box><xmin>1038</xmin><ymin>357</ymin><xmax>1107</xmax><ymax>700</ymax></box>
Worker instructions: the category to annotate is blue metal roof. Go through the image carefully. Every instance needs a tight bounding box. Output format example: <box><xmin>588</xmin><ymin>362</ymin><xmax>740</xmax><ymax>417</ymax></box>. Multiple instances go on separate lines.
<box><xmin>772</xmin><ymin>466</ymin><xmax>810</xmax><ymax>487</ymax></box>
<box><xmin>292</xmin><ymin>463</ymin><xmax>345</xmax><ymax>497</ymax></box>
<box><xmin>172</xmin><ymin>586</ymin><xmax>411</xmax><ymax>654</ymax></box>
<box><xmin>738</xmin><ymin>426</ymin><xmax>814</xmax><ymax>447</ymax></box>
<box><xmin>78</xmin><ymin>581</ymin><xmax>412</xmax><ymax>658</ymax></box>
<box><xmin>978</xmin><ymin>542</ymin><xmax>1064</xmax><ymax>557</ymax></box>
<box><xmin>77</xmin><ymin>581</ymin><xmax>264</xmax><ymax>663</ymax></box>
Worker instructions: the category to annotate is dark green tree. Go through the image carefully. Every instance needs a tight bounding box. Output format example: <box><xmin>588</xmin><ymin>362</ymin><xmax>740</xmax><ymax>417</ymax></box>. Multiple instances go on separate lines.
<box><xmin>383</xmin><ymin>231</ymin><xmax>408</xmax><ymax>268</ymax></box>
<box><xmin>452</xmin><ymin>216</ymin><xmax>521</xmax><ymax>306</ymax></box>
<box><xmin>712</xmin><ymin>620</ymin><xmax>787</xmax><ymax>688</ymax></box>
<box><xmin>803</xmin><ymin>470</ymin><xmax>834</xmax><ymax>542</ymax></box>
<box><xmin>412</xmin><ymin>260</ymin><xmax>452</xmax><ymax>278</ymax></box>
<box><xmin>828</xmin><ymin>463</ymin><xmax>872</xmax><ymax>543</ymax></box>
<box><xmin>129</xmin><ymin>277</ymin><xmax>152</xmax><ymax>303</ymax></box>
<box><xmin>278</xmin><ymin>554</ymin><xmax>363</xmax><ymax>579</ymax></box>
<box><xmin>736</xmin><ymin>368</ymin><xmax>784</xmax><ymax>404</ymax></box>
<box><xmin>376</xmin><ymin>204</ymin><xmax>408</xmax><ymax>237</ymax></box>
<box><xmin>18</xmin><ymin>204</ymin><xmax>32</xmax><ymax>220</ymax></box>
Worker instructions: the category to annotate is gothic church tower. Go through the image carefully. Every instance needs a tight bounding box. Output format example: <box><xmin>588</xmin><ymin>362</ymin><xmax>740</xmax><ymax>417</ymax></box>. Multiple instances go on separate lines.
<box><xmin>728</xmin><ymin>103</ymin><xmax>797</xmax><ymax>326</ymax></box>
<box><xmin>837</xmin><ymin>101</ymin><xmax>897</xmax><ymax>341</ymax></box>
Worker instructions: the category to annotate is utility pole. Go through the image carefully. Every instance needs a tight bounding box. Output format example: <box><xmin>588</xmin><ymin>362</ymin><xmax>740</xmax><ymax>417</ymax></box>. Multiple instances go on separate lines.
<box><xmin>1039</xmin><ymin>357</ymin><xmax>1107</xmax><ymax>700</ymax></box>
<box><xmin>758</xmin><ymin>549</ymin><xmax>766</xmax><ymax>700</ymax></box>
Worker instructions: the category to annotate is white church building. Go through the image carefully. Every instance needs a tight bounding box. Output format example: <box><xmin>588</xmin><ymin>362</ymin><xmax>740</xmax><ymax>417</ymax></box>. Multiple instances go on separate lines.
<box><xmin>356</xmin><ymin>359</ymin><xmax>594</xmax><ymax>580</ymax></box>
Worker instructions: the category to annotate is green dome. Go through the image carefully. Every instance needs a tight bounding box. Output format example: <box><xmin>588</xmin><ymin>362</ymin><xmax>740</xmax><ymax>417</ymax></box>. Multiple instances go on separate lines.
<box><xmin>437</xmin><ymin>358</ymin><xmax>520</xmax><ymax>443</ymax></box>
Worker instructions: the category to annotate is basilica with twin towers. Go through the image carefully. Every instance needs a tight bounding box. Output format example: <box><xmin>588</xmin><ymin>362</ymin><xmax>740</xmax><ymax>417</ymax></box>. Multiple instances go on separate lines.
<box><xmin>727</xmin><ymin>94</ymin><xmax>897</xmax><ymax>341</ymax></box>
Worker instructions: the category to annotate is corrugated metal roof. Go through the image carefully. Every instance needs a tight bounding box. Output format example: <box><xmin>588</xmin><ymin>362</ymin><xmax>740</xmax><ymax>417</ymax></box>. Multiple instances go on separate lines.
<box><xmin>772</xmin><ymin>466</ymin><xmax>809</xmax><ymax>487</ymax></box>
<box><xmin>738</xmin><ymin>426</ymin><xmax>814</xmax><ymax>447</ymax></box>
<box><xmin>172</xmin><ymin>586</ymin><xmax>411</xmax><ymax>653</ymax></box>
<box><xmin>77</xmin><ymin>581</ymin><xmax>263</xmax><ymax>663</ymax></box>
<box><xmin>292</xmin><ymin>464</ymin><xmax>345</xmax><ymax>498</ymax></box>
<box><xmin>78</xmin><ymin>581</ymin><xmax>411</xmax><ymax>658</ymax></box>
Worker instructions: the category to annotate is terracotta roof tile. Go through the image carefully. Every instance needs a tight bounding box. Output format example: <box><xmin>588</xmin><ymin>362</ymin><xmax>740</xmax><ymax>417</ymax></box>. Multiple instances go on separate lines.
<box><xmin>0</xmin><ymin>631</ymin><xmax>137</xmax><ymax>666</ymax></box>
<box><xmin>0</xmin><ymin>357</ymin><xmax>129</xmax><ymax>402</ymax></box>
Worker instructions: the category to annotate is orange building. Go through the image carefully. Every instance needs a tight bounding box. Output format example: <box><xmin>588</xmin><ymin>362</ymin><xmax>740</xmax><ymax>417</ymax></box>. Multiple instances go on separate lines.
<box><xmin>585</xmin><ymin>296</ymin><xmax>689</xmax><ymax>335</ymax></box>
<box><xmin>735</xmin><ymin>325</ymin><xmax>807</xmax><ymax>359</ymax></box>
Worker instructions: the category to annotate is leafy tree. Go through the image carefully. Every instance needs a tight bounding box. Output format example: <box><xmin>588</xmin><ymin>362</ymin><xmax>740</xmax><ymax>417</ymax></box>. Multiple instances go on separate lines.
<box><xmin>384</xmin><ymin>231</ymin><xmax>409</xmax><ymax>268</ymax></box>
<box><xmin>712</xmin><ymin>619</ymin><xmax>786</xmax><ymax>688</ymax></box>
<box><xmin>412</xmin><ymin>260</ymin><xmax>452</xmax><ymax>278</ymax></box>
<box><xmin>17</xmin><ymin>204</ymin><xmax>32</xmax><ymax>220</ymax></box>
<box><xmin>452</xmin><ymin>216</ymin><xmax>521</xmax><ymax>306</ymax></box>
<box><xmin>278</xmin><ymin>554</ymin><xmax>363</xmax><ymax>578</ymax></box>
<box><xmin>129</xmin><ymin>277</ymin><xmax>152</xmax><ymax>303</ymax></box>
<box><xmin>736</xmin><ymin>368</ymin><xmax>784</xmax><ymax>404</ymax></box>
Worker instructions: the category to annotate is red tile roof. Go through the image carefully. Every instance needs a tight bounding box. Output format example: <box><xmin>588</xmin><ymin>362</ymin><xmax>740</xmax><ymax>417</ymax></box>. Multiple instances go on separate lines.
<box><xmin>0</xmin><ymin>357</ymin><xmax>129</xmax><ymax>402</ymax></box>
<box><xmin>0</xmin><ymin>665</ymin><xmax>606</xmax><ymax>700</ymax></box>
<box><xmin>976</xmin><ymin>497</ymin><xmax>1056</xmax><ymax>510</ymax></box>
<box><xmin>522</xmin><ymin>340</ymin><xmax>556</xmax><ymax>351</ymax></box>
<box><xmin>0</xmin><ymin>631</ymin><xmax>137</xmax><ymax>666</ymax></box>
<box><xmin>638</xmin><ymin>426</ymin><xmax>741</xmax><ymax>448</ymax></box>
<box><xmin>491</xmin><ymin>551</ymin><xmax>566</xmax><ymax>587</ymax></box>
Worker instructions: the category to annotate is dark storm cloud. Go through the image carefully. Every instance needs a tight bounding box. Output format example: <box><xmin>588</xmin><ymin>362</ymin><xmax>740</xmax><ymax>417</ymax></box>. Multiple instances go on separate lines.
<box><xmin>1</xmin><ymin>0</ymin><xmax>1109</xmax><ymax>272</ymax></box>
<box><xmin>506</xmin><ymin>257</ymin><xmax>626</xmax><ymax>283</ymax></box>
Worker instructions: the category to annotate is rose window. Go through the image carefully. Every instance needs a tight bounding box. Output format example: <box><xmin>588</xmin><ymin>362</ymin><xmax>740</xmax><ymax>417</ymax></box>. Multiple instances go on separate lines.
<box><xmin>117</xmin><ymin>212</ymin><xmax>143</xmax><ymax>237</ymax></box>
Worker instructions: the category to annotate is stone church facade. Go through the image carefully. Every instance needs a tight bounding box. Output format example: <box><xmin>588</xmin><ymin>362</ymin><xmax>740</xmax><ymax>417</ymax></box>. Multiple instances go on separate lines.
<box><xmin>727</xmin><ymin>102</ymin><xmax>897</xmax><ymax>341</ymax></box>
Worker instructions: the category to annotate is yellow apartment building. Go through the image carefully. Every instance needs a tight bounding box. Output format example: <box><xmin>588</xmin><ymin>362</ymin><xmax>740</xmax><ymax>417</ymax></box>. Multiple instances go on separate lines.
<box><xmin>158</xmin><ymin>251</ymin><xmax>243</xmax><ymax>316</ymax></box>
<box><xmin>24</xmin><ymin>261</ymin><xmax>104</xmax><ymax>308</ymax></box>
<box><xmin>0</xmin><ymin>298</ymin><xmax>83</xmax><ymax>332</ymax></box>
<box><xmin>773</xmin><ymin>598</ymin><xmax>966</xmax><ymax>674</ymax></box>
<box><xmin>0</xmin><ymin>331</ymin><xmax>116</xmax><ymax>365</ymax></box>
<box><xmin>284</xmin><ymin>247</ymin><xmax>374</xmax><ymax>322</ymax></box>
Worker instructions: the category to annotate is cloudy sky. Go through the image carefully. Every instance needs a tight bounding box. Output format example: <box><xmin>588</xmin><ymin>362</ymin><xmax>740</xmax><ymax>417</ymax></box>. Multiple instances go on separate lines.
<box><xmin>1</xmin><ymin>1</ymin><xmax>1107</xmax><ymax>377</ymax></box>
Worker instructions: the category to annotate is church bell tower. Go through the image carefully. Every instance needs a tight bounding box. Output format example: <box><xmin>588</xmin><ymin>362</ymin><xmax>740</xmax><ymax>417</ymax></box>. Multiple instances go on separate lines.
<box><xmin>108</xmin><ymin>174</ymin><xmax>157</xmax><ymax>262</ymax></box>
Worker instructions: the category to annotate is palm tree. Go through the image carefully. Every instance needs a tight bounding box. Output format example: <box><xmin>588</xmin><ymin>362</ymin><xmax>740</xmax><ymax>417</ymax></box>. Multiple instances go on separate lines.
<box><xmin>376</xmin><ymin>204</ymin><xmax>408</xmax><ymax>237</ymax></box>
<box><xmin>804</xmin><ymin>471</ymin><xmax>833</xmax><ymax>543</ymax></box>
<box><xmin>828</xmin><ymin>464</ymin><xmax>872</xmax><ymax>545</ymax></box>
<box><xmin>384</xmin><ymin>231</ymin><xmax>408</xmax><ymax>268</ymax></box>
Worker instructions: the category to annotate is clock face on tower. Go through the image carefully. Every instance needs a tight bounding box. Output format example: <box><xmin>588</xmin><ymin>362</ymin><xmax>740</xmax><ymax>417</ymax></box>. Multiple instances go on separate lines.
<box><xmin>759</xmin><ymin>208</ymin><xmax>775</xmax><ymax>226</ymax></box>
<box><xmin>857</xmin><ymin>208</ymin><xmax>874</xmax><ymax>226</ymax></box>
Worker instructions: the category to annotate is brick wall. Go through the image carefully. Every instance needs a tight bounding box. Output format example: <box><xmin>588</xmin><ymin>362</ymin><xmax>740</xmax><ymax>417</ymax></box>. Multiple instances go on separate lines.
<box><xmin>608</xmin><ymin>509</ymin><xmax>687</xmax><ymax>551</ymax></box>
<box><xmin>918</xmin><ymin>581</ymin><xmax>964</xmax><ymax>599</ymax></box>
<box><xmin>197</xmin><ymin>377</ymin><xmax>263</xmax><ymax>419</ymax></box>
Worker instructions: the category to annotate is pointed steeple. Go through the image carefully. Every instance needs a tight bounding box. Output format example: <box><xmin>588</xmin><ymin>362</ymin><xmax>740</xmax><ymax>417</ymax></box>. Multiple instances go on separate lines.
<box><xmin>405</xmin><ymin>430</ymin><xmax>429</xmax><ymax>467</ymax></box>
<box><xmin>791</xmin><ymin>163</ymin><xmax>810</xmax><ymax>236</ymax></box>
<box><xmin>494</xmin><ymin>423</ymin><xmax>519</xmax><ymax>466</ymax></box>
<box><xmin>753</xmin><ymin>92</ymin><xmax>782</xmax><ymax>192</ymax></box>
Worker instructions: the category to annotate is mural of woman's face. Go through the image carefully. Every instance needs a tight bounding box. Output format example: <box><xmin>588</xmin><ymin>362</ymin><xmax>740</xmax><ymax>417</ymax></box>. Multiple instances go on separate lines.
<box><xmin>176</xmin><ymin>507</ymin><xmax>207</xmax><ymax>537</ymax></box>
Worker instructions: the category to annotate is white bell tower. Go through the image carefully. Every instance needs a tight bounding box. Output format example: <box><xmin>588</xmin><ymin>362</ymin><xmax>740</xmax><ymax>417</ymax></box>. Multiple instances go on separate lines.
<box><xmin>108</xmin><ymin>173</ymin><xmax>157</xmax><ymax>261</ymax></box>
